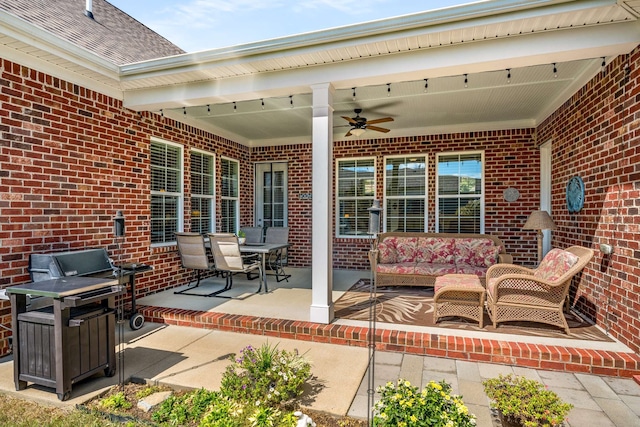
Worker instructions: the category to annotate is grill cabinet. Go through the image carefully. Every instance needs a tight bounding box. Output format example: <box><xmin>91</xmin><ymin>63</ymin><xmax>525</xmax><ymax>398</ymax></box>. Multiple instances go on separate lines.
<box><xmin>7</xmin><ymin>277</ymin><xmax>123</xmax><ymax>401</ymax></box>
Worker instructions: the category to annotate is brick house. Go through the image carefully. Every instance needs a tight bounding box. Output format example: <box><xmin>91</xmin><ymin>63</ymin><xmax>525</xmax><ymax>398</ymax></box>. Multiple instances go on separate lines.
<box><xmin>0</xmin><ymin>0</ymin><xmax>639</xmax><ymax>364</ymax></box>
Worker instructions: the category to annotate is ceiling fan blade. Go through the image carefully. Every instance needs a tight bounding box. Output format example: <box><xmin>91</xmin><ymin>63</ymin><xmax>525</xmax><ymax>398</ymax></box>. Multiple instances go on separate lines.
<box><xmin>367</xmin><ymin>125</ymin><xmax>391</xmax><ymax>133</ymax></box>
<box><xmin>366</xmin><ymin>117</ymin><xmax>394</xmax><ymax>125</ymax></box>
<box><xmin>341</xmin><ymin>116</ymin><xmax>357</xmax><ymax>125</ymax></box>
<box><xmin>345</xmin><ymin>130</ymin><xmax>352</xmax><ymax>137</ymax></box>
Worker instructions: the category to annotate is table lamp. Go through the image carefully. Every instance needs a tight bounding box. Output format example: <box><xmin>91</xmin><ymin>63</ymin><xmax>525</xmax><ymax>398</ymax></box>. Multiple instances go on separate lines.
<box><xmin>523</xmin><ymin>210</ymin><xmax>556</xmax><ymax>263</ymax></box>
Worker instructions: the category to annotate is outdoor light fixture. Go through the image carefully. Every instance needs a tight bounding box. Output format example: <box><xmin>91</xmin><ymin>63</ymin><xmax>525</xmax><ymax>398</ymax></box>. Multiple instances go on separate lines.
<box><xmin>368</xmin><ymin>199</ymin><xmax>382</xmax><ymax>235</ymax></box>
<box><xmin>553</xmin><ymin>63</ymin><xmax>558</xmax><ymax>78</ymax></box>
<box><xmin>424</xmin><ymin>79</ymin><xmax>428</xmax><ymax>92</ymax></box>
<box><xmin>464</xmin><ymin>74</ymin><xmax>468</xmax><ymax>88</ymax></box>
<box><xmin>523</xmin><ymin>210</ymin><xmax>556</xmax><ymax>263</ymax></box>
<box><xmin>387</xmin><ymin>83</ymin><xmax>391</xmax><ymax>97</ymax></box>
<box><xmin>507</xmin><ymin>69</ymin><xmax>511</xmax><ymax>83</ymax></box>
<box><xmin>351</xmin><ymin>128</ymin><xmax>366</xmax><ymax>137</ymax></box>
<box><xmin>352</xmin><ymin>87</ymin><xmax>356</xmax><ymax>101</ymax></box>
<box><xmin>113</xmin><ymin>210</ymin><xmax>125</xmax><ymax>237</ymax></box>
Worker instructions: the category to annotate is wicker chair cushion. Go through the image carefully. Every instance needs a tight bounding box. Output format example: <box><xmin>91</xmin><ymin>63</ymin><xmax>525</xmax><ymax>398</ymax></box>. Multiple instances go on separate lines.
<box><xmin>534</xmin><ymin>248</ymin><xmax>579</xmax><ymax>281</ymax></box>
<box><xmin>415</xmin><ymin>237</ymin><xmax>455</xmax><ymax>263</ymax></box>
<box><xmin>454</xmin><ymin>238</ymin><xmax>501</xmax><ymax>267</ymax></box>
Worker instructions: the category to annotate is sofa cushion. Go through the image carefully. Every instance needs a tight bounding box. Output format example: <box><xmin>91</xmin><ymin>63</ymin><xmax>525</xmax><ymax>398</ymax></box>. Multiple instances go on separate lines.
<box><xmin>376</xmin><ymin>262</ymin><xmax>416</xmax><ymax>275</ymax></box>
<box><xmin>377</xmin><ymin>240</ymin><xmax>397</xmax><ymax>264</ymax></box>
<box><xmin>456</xmin><ymin>263</ymin><xmax>489</xmax><ymax>278</ymax></box>
<box><xmin>534</xmin><ymin>248</ymin><xmax>579</xmax><ymax>281</ymax></box>
<box><xmin>415</xmin><ymin>237</ymin><xmax>455</xmax><ymax>263</ymax></box>
<box><xmin>394</xmin><ymin>237</ymin><xmax>419</xmax><ymax>263</ymax></box>
<box><xmin>454</xmin><ymin>238</ymin><xmax>500</xmax><ymax>268</ymax></box>
<box><xmin>415</xmin><ymin>262</ymin><xmax>457</xmax><ymax>276</ymax></box>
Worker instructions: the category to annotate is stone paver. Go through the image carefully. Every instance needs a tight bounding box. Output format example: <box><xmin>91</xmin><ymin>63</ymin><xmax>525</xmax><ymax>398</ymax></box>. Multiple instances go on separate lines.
<box><xmin>349</xmin><ymin>351</ymin><xmax>640</xmax><ymax>427</ymax></box>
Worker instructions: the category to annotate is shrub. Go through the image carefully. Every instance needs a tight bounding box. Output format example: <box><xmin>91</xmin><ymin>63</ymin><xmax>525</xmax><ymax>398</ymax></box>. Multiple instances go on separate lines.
<box><xmin>483</xmin><ymin>374</ymin><xmax>573</xmax><ymax>427</ymax></box>
<box><xmin>221</xmin><ymin>343</ymin><xmax>311</xmax><ymax>408</ymax></box>
<box><xmin>373</xmin><ymin>379</ymin><xmax>476</xmax><ymax>427</ymax></box>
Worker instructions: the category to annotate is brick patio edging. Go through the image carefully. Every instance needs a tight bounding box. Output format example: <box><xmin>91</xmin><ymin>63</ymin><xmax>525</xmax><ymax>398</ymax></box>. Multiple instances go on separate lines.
<box><xmin>138</xmin><ymin>305</ymin><xmax>640</xmax><ymax>378</ymax></box>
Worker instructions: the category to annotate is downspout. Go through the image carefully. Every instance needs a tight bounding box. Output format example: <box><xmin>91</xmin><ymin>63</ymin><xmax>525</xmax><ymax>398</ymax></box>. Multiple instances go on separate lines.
<box><xmin>85</xmin><ymin>0</ymin><xmax>94</xmax><ymax>20</ymax></box>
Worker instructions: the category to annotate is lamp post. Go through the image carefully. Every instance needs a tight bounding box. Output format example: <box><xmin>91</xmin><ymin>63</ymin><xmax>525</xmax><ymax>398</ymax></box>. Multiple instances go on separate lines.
<box><xmin>366</xmin><ymin>200</ymin><xmax>382</xmax><ymax>425</ymax></box>
<box><xmin>523</xmin><ymin>210</ymin><xmax>556</xmax><ymax>264</ymax></box>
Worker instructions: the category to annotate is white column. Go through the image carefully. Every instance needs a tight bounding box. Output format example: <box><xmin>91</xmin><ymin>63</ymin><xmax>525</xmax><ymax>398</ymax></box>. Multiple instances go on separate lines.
<box><xmin>309</xmin><ymin>83</ymin><xmax>335</xmax><ymax>324</ymax></box>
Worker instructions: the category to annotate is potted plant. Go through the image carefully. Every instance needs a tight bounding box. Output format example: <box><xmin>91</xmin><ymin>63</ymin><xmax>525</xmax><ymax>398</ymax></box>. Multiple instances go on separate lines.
<box><xmin>483</xmin><ymin>374</ymin><xmax>573</xmax><ymax>427</ymax></box>
<box><xmin>237</xmin><ymin>229</ymin><xmax>246</xmax><ymax>245</ymax></box>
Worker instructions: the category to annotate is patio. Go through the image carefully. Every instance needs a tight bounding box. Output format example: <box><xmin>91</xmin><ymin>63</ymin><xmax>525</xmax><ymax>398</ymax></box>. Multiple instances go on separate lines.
<box><xmin>135</xmin><ymin>268</ymin><xmax>640</xmax><ymax>378</ymax></box>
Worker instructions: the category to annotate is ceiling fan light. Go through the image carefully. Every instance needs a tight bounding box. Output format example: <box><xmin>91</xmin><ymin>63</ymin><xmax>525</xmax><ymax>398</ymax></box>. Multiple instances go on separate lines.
<box><xmin>351</xmin><ymin>128</ymin><xmax>366</xmax><ymax>137</ymax></box>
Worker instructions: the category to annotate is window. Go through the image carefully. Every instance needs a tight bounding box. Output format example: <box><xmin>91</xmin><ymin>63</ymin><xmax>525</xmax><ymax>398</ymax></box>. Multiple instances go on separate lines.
<box><xmin>336</xmin><ymin>158</ymin><xmax>375</xmax><ymax>237</ymax></box>
<box><xmin>151</xmin><ymin>139</ymin><xmax>183</xmax><ymax>244</ymax></box>
<box><xmin>190</xmin><ymin>150</ymin><xmax>215</xmax><ymax>235</ymax></box>
<box><xmin>436</xmin><ymin>151</ymin><xmax>484</xmax><ymax>233</ymax></box>
<box><xmin>220</xmin><ymin>157</ymin><xmax>239</xmax><ymax>233</ymax></box>
<box><xmin>384</xmin><ymin>155</ymin><xmax>427</xmax><ymax>232</ymax></box>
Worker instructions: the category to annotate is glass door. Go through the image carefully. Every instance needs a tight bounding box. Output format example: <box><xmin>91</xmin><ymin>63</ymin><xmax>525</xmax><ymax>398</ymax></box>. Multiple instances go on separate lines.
<box><xmin>255</xmin><ymin>162</ymin><xmax>288</xmax><ymax>228</ymax></box>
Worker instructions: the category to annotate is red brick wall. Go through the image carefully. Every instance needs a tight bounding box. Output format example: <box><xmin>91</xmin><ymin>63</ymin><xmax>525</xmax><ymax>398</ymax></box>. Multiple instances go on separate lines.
<box><xmin>537</xmin><ymin>49</ymin><xmax>640</xmax><ymax>353</ymax></box>
<box><xmin>0</xmin><ymin>58</ymin><xmax>250</xmax><ymax>355</ymax></box>
<box><xmin>251</xmin><ymin>131</ymin><xmax>541</xmax><ymax>271</ymax></box>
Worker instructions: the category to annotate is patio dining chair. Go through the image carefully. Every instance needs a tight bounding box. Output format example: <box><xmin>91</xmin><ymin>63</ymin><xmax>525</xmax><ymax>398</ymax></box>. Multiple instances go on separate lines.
<box><xmin>240</xmin><ymin>226</ymin><xmax>264</xmax><ymax>244</ymax></box>
<box><xmin>208</xmin><ymin>233</ymin><xmax>264</xmax><ymax>295</ymax></box>
<box><xmin>174</xmin><ymin>232</ymin><xmax>217</xmax><ymax>296</ymax></box>
<box><xmin>265</xmin><ymin>226</ymin><xmax>291</xmax><ymax>282</ymax></box>
<box><xmin>485</xmin><ymin>245</ymin><xmax>594</xmax><ymax>334</ymax></box>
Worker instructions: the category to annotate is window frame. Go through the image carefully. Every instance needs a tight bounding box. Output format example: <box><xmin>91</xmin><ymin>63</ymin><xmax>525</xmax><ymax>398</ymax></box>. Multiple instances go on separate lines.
<box><xmin>335</xmin><ymin>156</ymin><xmax>376</xmax><ymax>238</ymax></box>
<box><xmin>383</xmin><ymin>154</ymin><xmax>428</xmax><ymax>233</ymax></box>
<box><xmin>435</xmin><ymin>150</ymin><xmax>485</xmax><ymax>234</ymax></box>
<box><xmin>190</xmin><ymin>148</ymin><xmax>215</xmax><ymax>235</ymax></box>
<box><xmin>150</xmin><ymin>137</ymin><xmax>184</xmax><ymax>246</ymax></box>
<box><xmin>220</xmin><ymin>156</ymin><xmax>240</xmax><ymax>234</ymax></box>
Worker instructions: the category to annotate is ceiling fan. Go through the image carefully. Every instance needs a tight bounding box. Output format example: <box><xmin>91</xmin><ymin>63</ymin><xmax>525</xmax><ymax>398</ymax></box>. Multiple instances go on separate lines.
<box><xmin>340</xmin><ymin>108</ymin><xmax>393</xmax><ymax>137</ymax></box>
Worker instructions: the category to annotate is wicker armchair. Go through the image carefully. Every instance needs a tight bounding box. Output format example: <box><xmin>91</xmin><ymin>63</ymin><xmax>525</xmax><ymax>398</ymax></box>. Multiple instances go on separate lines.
<box><xmin>485</xmin><ymin>246</ymin><xmax>594</xmax><ymax>334</ymax></box>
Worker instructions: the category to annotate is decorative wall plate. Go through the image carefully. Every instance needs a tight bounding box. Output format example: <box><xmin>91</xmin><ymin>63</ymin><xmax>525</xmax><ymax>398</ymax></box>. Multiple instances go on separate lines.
<box><xmin>503</xmin><ymin>187</ymin><xmax>520</xmax><ymax>202</ymax></box>
<box><xmin>566</xmin><ymin>176</ymin><xmax>584</xmax><ymax>213</ymax></box>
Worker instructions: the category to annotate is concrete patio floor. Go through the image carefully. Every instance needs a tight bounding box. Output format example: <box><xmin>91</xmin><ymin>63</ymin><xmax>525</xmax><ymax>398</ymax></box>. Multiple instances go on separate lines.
<box><xmin>0</xmin><ymin>268</ymin><xmax>638</xmax><ymax>426</ymax></box>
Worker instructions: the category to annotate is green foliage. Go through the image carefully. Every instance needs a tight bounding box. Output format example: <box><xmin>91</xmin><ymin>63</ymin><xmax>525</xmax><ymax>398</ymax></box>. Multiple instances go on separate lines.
<box><xmin>99</xmin><ymin>392</ymin><xmax>132</xmax><ymax>410</ymax></box>
<box><xmin>152</xmin><ymin>388</ymin><xmax>222</xmax><ymax>425</ymax></box>
<box><xmin>221</xmin><ymin>343</ymin><xmax>311</xmax><ymax>407</ymax></box>
<box><xmin>483</xmin><ymin>374</ymin><xmax>573</xmax><ymax>427</ymax></box>
<box><xmin>237</xmin><ymin>230</ymin><xmax>246</xmax><ymax>238</ymax></box>
<box><xmin>373</xmin><ymin>379</ymin><xmax>476</xmax><ymax>427</ymax></box>
<box><xmin>135</xmin><ymin>385</ymin><xmax>165</xmax><ymax>400</ymax></box>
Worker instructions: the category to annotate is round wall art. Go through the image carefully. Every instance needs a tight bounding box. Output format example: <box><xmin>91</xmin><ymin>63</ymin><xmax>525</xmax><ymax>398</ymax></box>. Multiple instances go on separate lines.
<box><xmin>503</xmin><ymin>187</ymin><xmax>520</xmax><ymax>202</ymax></box>
<box><xmin>566</xmin><ymin>176</ymin><xmax>584</xmax><ymax>213</ymax></box>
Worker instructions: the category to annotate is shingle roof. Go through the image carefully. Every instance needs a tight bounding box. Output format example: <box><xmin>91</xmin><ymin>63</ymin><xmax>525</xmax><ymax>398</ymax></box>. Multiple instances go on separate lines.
<box><xmin>0</xmin><ymin>0</ymin><xmax>185</xmax><ymax>65</ymax></box>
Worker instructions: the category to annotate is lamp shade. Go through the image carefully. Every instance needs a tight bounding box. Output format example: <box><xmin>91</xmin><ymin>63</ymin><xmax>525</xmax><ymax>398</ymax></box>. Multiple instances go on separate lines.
<box><xmin>523</xmin><ymin>210</ymin><xmax>556</xmax><ymax>230</ymax></box>
<box><xmin>350</xmin><ymin>128</ymin><xmax>366</xmax><ymax>136</ymax></box>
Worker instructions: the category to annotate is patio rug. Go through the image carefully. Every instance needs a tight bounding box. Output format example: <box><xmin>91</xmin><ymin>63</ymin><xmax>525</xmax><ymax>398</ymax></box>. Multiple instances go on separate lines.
<box><xmin>334</xmin><ymin>279</ymin><xmax>613</xmax><ymax>342</ymax></box>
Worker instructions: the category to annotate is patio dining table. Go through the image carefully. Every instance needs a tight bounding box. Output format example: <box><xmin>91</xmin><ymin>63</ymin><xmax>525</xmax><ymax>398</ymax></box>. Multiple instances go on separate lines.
<box><xmin>240</xmin><ymin>242</ymin><xmax>290</xmax><ymax>293</ymax></box>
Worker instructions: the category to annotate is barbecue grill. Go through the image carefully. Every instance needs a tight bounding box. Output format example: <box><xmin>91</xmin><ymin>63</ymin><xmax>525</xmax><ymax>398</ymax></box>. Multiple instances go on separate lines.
<box><xmin>5</xmin><ymin>248</ymin><xmax>153</xmax><ymax>401</ymax></box>
<box><xmin>29</xmin><ymin>248</ymin><xmax>152</xmax><ymax>329</ymax></box>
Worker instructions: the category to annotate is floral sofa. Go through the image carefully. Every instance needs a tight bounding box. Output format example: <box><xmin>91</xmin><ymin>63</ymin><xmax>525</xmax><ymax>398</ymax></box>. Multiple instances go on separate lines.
<box><xmin>369</xmin><ymin>232</ymin><xmax>512</xmax><ymax>287</ymax></box>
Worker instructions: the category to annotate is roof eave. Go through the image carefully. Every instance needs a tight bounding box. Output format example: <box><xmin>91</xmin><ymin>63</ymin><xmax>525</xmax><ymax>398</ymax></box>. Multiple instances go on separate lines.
<box><xmin>0</xmin><ymin>10</ymin><xmax>121</xmax><ymax>92</ymax></box>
